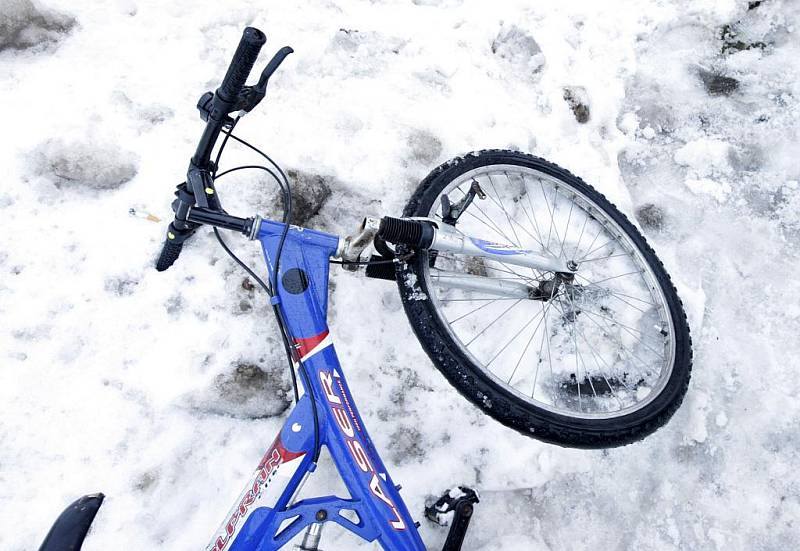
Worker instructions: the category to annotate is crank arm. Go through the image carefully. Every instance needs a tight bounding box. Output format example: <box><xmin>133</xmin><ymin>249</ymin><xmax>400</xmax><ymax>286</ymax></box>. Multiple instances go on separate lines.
<box><xmin>425</xmin><ymin>487</ymin><xmax>480</xmax><ymax>551</ymax></box>
<box><xmin>441</xmin><ymin>497</ymin><xmax>476</xmax><ymax>551</ymax></box>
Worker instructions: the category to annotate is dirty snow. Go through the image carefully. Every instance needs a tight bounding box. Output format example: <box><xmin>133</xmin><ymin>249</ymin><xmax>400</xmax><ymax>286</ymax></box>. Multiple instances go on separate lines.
<box><xmin>1</xmin><ymin>0</ymin><xmax>799</xmax><ymax>550</ymax></box>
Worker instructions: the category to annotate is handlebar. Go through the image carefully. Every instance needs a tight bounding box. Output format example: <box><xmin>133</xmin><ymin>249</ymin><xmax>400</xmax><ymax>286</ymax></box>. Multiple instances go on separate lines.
<box><xmin>155</xmin><ymin>26</ymin><xmax>292</xmax><ymax>272</ymax></box>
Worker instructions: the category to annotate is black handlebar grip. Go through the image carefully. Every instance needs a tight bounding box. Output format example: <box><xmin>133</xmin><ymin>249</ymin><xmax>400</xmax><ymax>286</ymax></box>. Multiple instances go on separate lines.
<box><xmin>156</xmin><ymin>239</ymin><xmax>183</xmax><ymax>272</ymax></box>
<box><xmin>217</xmin><ymin>27</ymin><xmax>267</xmax><ymax>103</ymax></box>
<box><xmin>378</xmin><ymin>217</ymin><xmax>435</xmax><ymax>249</ymax></box>
<box><xmin>155</xmin><ymin>223</ymin><xmax>193</xmax><ymax>272</ymax></box>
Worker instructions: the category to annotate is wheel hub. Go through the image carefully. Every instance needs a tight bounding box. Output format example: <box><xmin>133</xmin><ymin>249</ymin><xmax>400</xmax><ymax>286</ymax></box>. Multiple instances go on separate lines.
<box><xmin>536</xmin><ymin>271</ymin><xmax>575</xmax><ymax>301</ymax></box>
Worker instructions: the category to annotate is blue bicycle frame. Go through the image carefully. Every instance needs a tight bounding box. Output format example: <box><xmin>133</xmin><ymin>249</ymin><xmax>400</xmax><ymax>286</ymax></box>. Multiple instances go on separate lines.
<box><xmin>37</xmin><ymin>27</ymin><xmax>500</xmax><ymax>551</ymax></box>
<box><xmin>206</xmin><ymin>219</ymin><xmax>427</xmax><ymax>551</ymax></box>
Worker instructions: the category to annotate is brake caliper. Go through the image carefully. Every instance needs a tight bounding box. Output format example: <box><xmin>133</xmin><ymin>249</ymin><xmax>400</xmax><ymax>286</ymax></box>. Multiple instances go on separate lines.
<box><xmin>441</xmin><ymin>180</ymin><xmax>486</xmax><ymax>226</ymax></box>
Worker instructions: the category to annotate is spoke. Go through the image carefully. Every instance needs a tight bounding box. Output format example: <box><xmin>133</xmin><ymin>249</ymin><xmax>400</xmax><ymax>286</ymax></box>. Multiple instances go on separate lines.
<box><xmin>569</xmin><ymin>312</ymin><xmax>627</xmax><ymax>408</ymax></box>
<box><xmin>447</xmin><ymin>298</ymin><xmax>501</xmax><ymax>324</ymax></box>
<box><xmin>606</xmin><ymin>290</ymin><xmax>658</xmax><ymax>307</ymax></box>
<box><xmin>553</xmin><ymin>299</ymin><xmax>625</xmax><ymax>408</ymax></box>
<box><xmin>537</xmin><ymin>179</ymin><xmax>565</xmax><ymax>254</ymax></box>
<box><xmin>580</xmin><ymin>270</ymin><xmax>644</xmax><ymax>287</ymax></box>
<box><xmin>578</xmin><ymin>308</ymin><xmax>666</xmax><ymax>359</ymax></box>
<box><xmin>581</xmin><ymin>349</ymin><xmax>599</xmax><ymax>399</ymax></box>
<box><xmin>577</xmin><ymin>237</ymin><xmax>616</xmax><ymax>262</ymax></box>
<box><xmin>518</xmin><ymin>200</ymin><xmax>552</xmax><ymax>255</ymax></box>
<box><xmin>506</xmin><ymin>302</ymin><xmax>547</xmax><ymax>384</ymax></box>
<box><xmin>572</xmin><ymin>283</ymin><xmax>649</xmax><ymax>315</ymax></box>
<box><xmin>543</xmin><ymin>303</ymin><xmax>557</xmax><ymax>406</ymax></box>
<box><xmin>562</xmin><ymin>290</ymin><xmax>583</xmax><ymax>410</ymax></box>
<box><xmin>571</xmin><ymin>213</ymin><xmax>590</xmax><ymax>260</ymax></box>
<box><xmin>465</xmin><ymin>299</ymin><xmax>524</xmax><ymax>346</ymax></box>
<box><xmin>558</xmin><ymin>199</ymin><xmax>574</xmax><ymax>259</ymax></box>
<box><xmin>577</xmin><ymin>226</ymin><xmax>603</xmax><ymax>263</ymax></box>
<box><xmin>463</xmin><ymin>206</ymin><xmax>517</xmax><ymax>245</ymax></box>
<box><xmin>480</xmin><ymin>174</ymin><xmax>543</xmax><ymax>248</ymax></box>
<box><xmin>521</xmin><ymin>173</ymin><xmax>547</xmax><ymax>249</ymax></box>
<box><xmin>505</xmin><ymin>173</ymin><xmax>553</xmax><ymax>282</ymax></box>
<box><xmin>451</xmin><ymin>183</ymin><xmax>520</xmax><ymax>246</ymax></box>
<box><xmin>486</xmin><ymin>173</ymin><xmax>523</xmax><ymax>247</ymax></box>
<box><xmin>541</xmin><ymin>179</ymin><xmax>555</xmax><ymax>250</ymax></box>
<box><xmin>579</xmin><ymin>252</ymin><xmax>633</xmax><ymax>264</ymax></box>
<box><xmin>600</xmin><ymin>291</ymin><xmax>648</xmax><ymax>314</ymax></box>
<box><xmin>550</xmin><ymin>184</ymin><xmax>560</xmax><ymax>249</ymax></box>
<box><xmin>487</xmin><ymin>301</ymin><xmax>549</xmax><ymax>368</ymax></box>
<box><xmin>540</xmin><ymin>278</ymin><xmax>559</xmax><ymax>405</ymax></box>
<box><xmin>573</xmin><ymin>326</ymin><xmax>582</xmax><ymax>408</ymax></box>
<box><xmin>440</xmin><ymin>297</ymin><xmax>526</xmax><ymax>302</ymax></box>
<box><xmin>574</xmin><ymin>305</ymin><xmax>654</xmax><ymax>339</ymax></box>
<box><xmin>573</xmin><ymin>303</ymin><xmax>656</xmax><ymax>373</ymax></box>
<box><xmin>505</xmin><ymin>171</ymin><xmax>548</xmax><ymax>251</ymax></box>
<box><xmin>531</xmin><ymin>306</ymin><xmax>550</xmax><ymax>400</ymax></box>
<box><xmin>561</xmin><ymin>292</ymin><xmax>608</xmax><ymax>405</ymax></box>
<box><xmin>573</xmin><ymin>273</ymin><xmax>657</xmax><ymax>307</ymax></box>
<box><xmin>577</xmin><ymin>327</ymin><xmax>631</xmax><ymax>394</ymax></box>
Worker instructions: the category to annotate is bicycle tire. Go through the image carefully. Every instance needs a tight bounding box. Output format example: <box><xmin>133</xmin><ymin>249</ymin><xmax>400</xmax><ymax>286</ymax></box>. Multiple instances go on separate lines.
<box><xmin>396</xmin><ymin>150</ymin><xmax>692</xmax><ymax>448</ymax></box>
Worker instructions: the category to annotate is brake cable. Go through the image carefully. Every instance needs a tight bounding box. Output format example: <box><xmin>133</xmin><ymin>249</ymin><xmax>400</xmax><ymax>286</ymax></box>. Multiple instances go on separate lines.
<box><xmin>330</xmin><ymin>253</ymin><xmax>414</xmax><ymax>267</ymax></box>
<box><xmin>211</xmin><ymin>128</ymin><xmax>322</xmax><ymax>464</ymax></box>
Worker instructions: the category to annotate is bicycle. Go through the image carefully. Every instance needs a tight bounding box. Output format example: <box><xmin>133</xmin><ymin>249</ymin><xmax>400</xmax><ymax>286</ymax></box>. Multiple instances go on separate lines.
<box><xmin>38</xmin><ymin>27</ymin><xmax>692</xmax><ymax>551</ymax></box>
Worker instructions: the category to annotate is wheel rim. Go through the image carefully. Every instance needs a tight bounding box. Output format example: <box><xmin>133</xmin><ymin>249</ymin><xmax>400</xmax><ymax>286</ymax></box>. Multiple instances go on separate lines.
<box><xmin>419</xmin><ymin>164</ymin><xmax>677</xmax><ymax>420</ymax></box>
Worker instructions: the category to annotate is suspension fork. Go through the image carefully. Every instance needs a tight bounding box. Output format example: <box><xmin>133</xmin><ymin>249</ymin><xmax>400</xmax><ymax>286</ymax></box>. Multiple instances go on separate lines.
<box><xmin>349</xmin><ymin>216</ymin><xmax>576</xmax><ymax>299</ymax></box>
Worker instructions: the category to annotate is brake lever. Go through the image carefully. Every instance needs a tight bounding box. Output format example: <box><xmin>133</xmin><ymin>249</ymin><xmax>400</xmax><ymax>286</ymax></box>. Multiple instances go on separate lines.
<box><xmin>257</xmin><ymin>46</ymin><xmax>294</xmax><ymax>89</ymax></box>
<box><xmin>238</xmin><ymin>46</ymin><xmax>294</xmax><ymax>113</ymax></box>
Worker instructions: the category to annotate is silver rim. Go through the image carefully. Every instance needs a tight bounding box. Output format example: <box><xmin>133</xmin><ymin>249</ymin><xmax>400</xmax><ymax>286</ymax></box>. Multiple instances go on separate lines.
<box><xmin>421</xmin><ymin>164</ymin><xmax>676</xmax><ymax>420</ymax></box>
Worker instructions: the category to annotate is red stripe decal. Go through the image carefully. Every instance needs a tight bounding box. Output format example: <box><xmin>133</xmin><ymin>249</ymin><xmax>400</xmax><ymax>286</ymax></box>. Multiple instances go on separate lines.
<box><xmin>259</xmin><ymin>435</ymin><xmax>306</xmax><ymax>466</ymax></box>
<box><xmin>294</xmin><ymin>329</ymin><xmax>330</xmax><ymax>359</ymax></box>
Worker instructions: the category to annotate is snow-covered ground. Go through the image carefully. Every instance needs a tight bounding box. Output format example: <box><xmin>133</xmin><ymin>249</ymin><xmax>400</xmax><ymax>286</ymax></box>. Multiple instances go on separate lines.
<box><xmin>2</xmin><ymin>0</ymin><xmax>799</xmax><ymax>549</ymax></box>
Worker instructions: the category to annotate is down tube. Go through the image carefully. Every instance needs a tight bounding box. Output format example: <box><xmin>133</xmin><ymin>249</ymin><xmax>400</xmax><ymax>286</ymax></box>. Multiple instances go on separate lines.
<box><xmin>259</xmin><ymin>221</ymin><xmax>427</xmax><ymax>551</ymax></box>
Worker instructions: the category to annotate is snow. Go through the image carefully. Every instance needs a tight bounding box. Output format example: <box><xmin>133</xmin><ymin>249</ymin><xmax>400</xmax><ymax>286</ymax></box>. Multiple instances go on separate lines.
<box><xmin>2</xmin><ymin>0</ymin><xmax>800</xmax><ymax>550</ymax></box>
<box><xmin>685</xmin><ymin>177</ymin><xmax>733</xmax><ymax>202</ymax></box>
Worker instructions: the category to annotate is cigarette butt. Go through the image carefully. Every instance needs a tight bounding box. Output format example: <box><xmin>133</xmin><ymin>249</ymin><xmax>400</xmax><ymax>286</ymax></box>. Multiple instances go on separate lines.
<box><xmin>129</xmin><ymin>206</ymin><xmax>162</xmax><ymax>223</ymax></box>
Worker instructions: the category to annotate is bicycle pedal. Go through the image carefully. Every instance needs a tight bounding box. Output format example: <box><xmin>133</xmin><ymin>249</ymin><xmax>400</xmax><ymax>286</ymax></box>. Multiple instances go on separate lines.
<box><xmin>426</xmin><ymin>487</ymin><xmax>479</xmax><ymax>551</ymax></box>
<box><xmin>425</xmin><ymin>486</ymin><xmax>479</xmax><ymax>526</ymax></box>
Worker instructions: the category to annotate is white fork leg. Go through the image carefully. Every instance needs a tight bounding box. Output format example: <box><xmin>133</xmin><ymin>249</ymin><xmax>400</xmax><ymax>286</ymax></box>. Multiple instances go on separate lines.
<box><xmin>429</xmin><ymin>222</ymin><xmax>570</xmax><ymax>273</ymax></box>
<box><xmin>430</xmin><ymin>271</ymin><xmax>536</xmax><ymax>298</ymax></box>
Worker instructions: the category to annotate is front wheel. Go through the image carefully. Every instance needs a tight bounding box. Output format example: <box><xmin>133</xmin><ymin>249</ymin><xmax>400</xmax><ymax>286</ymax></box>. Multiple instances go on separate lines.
<box><xmin>397</xmin><ymin>150</ymin><xmax>692</xmax><ymax>448</ymax></box>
